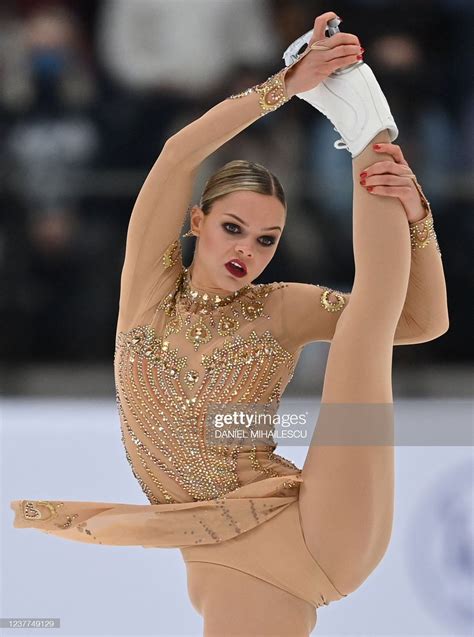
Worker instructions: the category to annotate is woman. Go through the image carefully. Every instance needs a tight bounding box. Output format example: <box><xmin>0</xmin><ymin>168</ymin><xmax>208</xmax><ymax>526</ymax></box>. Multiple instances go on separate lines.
<box><xmin>11</xmin><ymin>11</ymin><xmax>449</xmax><ymax>636</ymax></box>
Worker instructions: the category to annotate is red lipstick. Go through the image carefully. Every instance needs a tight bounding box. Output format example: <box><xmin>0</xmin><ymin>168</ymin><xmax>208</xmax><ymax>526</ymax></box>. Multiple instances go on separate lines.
<box><xmin>225</xmin><ymin>259</ymin><xmax>247</xmax><ymax>278</ymax></box>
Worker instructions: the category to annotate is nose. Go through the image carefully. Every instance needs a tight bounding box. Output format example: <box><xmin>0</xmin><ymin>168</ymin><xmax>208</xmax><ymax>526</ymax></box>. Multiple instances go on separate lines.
<box><xmin>235</xmin><ymin>245</ymin><xmax>252</xmax><ymax>259</ymax></box>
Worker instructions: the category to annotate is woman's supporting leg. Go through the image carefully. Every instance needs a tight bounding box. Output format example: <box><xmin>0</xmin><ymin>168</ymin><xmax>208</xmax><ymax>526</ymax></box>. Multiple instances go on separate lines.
<box><xmin>299</xmin><ymin>129</ymin><xmax>411</xmax><ymax>596</ymax></box>
<box><xmin>185</xmin><ymin>562</ymin><xmax>317</xmax><ymax>637</ymax></box>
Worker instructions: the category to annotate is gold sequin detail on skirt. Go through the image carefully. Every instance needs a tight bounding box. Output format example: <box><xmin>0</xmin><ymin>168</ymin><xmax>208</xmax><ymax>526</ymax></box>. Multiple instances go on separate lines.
<box><xmin>22</xmin><ymin>500</ymin><xmax>64</xmax><ymax>521</ymax></box>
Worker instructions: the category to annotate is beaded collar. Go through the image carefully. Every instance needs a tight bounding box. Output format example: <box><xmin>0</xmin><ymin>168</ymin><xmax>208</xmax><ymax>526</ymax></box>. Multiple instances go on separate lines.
<box><xmin>178</xmin><ymin>267</ymin><xmax>252</xmax><ymax>314</ymax></box>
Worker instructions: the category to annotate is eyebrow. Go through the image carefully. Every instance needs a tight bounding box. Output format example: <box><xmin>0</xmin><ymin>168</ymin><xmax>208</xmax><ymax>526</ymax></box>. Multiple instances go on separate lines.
<box><xmin>224</xmin><ymin>213</ymin><xmax>282</xmax><ymax>232</ymax></box>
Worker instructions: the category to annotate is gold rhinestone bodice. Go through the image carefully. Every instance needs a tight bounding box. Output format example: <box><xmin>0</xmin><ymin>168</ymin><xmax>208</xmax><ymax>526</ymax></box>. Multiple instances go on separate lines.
<box><xmin>114</xmin><ymin>268</ymin><xmax>301</xmax><ymax>506</ymax></box>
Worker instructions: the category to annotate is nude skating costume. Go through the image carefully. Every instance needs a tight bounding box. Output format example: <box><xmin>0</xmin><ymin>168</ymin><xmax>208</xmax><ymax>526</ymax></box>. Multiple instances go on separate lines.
<box><xmin>10</xmin><ymin>72</ymin><xmax>445</xmax><ymax>609</ymax></box>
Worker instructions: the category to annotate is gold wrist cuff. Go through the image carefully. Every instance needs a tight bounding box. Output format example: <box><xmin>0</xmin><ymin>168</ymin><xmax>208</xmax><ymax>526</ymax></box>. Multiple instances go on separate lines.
<box><xmin>254</xmin><ymin>70</ymin><xmax>290</xmax><ymax>114</ymax></box>
<box><xmin>409</xmin><ymin>210</ymin><xmax>441</xmax><ymax>256</ymax></box>
<box><xmin>409</xmin><ymin>214</ymin><xmax>441</xmax><ymax>255</ymax></box>
<box><xmin>227</xmin><ymin>68</ymin><xmax>291</xmax><ymax>116</ymax></box>
<box><xmin>408</xmin><ymin>179</ymin><xmax>441</xmax><ymax>255</ymax></box>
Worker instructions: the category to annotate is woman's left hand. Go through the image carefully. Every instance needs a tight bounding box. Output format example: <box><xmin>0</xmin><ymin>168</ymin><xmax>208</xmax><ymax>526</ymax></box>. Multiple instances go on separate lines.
<box><xmin>359</xmin><ymin>142</ymin><xmax>427</xmax><ymax>224</ymax></box>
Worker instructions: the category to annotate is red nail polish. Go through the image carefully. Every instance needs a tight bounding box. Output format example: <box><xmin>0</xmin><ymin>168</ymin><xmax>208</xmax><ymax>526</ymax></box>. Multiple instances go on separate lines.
<box><xmin>373</xmin><ymin>144</ymin><xmax>381</xmax><ymax>149</ymax></box>
<box><xmin>367</xmin><ymin>186</ymin><xmax>374</xmax><ymax>192</ymax></box>
<box><xmin>360</xmin><ymin>47</ymin><xmax>365</xmax><ymax>53</ymax></box>
<box><xmin>357</xmin><ymin>55</ymin><xmax>363</xmax><ymax>60</ymax></box>
<box><xmin>360</xmin><ymin>179</ymin><xmax>366</xmax><ymax>186</ymax></box>
<box><xmin>360</xmin><ymin>172</ymin><xmax>367</xmax><ymax>178</ymax></box>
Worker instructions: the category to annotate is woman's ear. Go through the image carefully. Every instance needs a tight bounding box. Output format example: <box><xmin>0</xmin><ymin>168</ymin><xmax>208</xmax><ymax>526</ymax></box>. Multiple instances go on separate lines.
<box><xmin>189</xmin><ymin>205</ymin><xmax>203</xmax><ymax>235</ymax></box>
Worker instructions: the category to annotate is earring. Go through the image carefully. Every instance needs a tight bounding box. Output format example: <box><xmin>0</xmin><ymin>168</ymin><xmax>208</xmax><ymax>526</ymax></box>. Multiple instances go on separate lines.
<box><xmin>181</xmin><ymin>229</ymin><xmax>195</xmax><ymax>238</ymax></box>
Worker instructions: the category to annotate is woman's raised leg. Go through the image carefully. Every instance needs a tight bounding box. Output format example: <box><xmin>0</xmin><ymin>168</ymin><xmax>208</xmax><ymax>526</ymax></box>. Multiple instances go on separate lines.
<box><xmin>299</xmin><ymin>129</ymin><xmax>411</xmax><ymax>596</ymax></box>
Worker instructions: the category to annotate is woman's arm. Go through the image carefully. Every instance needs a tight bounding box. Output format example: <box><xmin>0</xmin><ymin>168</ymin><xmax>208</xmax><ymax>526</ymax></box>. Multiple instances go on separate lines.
<box><xmin>117</xmin><ymin>50</ymin><xmax>310</xmax><ymax>333</ymax></box>
<box><xmin>393</xmin><ymin>210</ymin><xmax>449</xmax><ymax>342</ymax></box>
<box><xmin>279</xmin><ymin>208</ymin><xmax>448</xmax><ymax>349</ymax></box>
<box><xmin>117</xmin><ymin>85</ymin><xmax>277</xmax><ymax>332</ymax></box>
<box><xmin>359</xmin><ymin>143</ymin><xmax>449</xmax><ymax>342</ymax></box>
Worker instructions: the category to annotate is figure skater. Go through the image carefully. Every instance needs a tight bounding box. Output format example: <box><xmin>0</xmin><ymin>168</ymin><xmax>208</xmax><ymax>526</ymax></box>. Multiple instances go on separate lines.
<box><xmin>11</xmin><ymin>10</ymin><xmax>449</xmax><ymax>636</ymax></box>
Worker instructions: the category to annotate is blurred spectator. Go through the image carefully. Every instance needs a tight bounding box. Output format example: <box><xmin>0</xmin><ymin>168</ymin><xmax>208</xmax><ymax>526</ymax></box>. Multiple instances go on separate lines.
<box><xmin>96</xmin><ymin>0</ymin><xmax>280</xmax><ymax>97</ymax></box>
<box><xmin>2</xmin><ymin>4</ymin><xmax>99</xmax><ymax>209</ymax></box>
<box><xmin>1</xmin><ymin>3</ymin><xmax>96</xmax><ymax>114</ymax></box>
<box><xmin>93</xmin><ymin>0</ymin><xmax>284</xmax><ymax>169</ymax></box>
<box><xmin>0</xmin><ymin>3</ymin><xmax>112</xmax><ymax>360</ymax></box>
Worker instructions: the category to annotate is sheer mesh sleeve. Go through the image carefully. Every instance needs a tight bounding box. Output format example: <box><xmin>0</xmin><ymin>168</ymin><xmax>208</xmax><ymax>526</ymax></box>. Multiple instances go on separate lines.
<box><xmin>280</xmin><ymin>251</ymin><xmax>448</xmax><ymax>351</ymax></box>
<box><xmin>279</xmin><ymin>282</ymin><xmax>351</xmax><ymax>349</ymax></box>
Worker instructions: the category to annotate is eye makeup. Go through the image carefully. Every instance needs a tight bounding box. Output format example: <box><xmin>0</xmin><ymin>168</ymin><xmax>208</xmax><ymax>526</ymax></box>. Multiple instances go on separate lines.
<box><xmin>222</xmin><ymin>222</ymin><xmax>276</xmax><ymax>247</ymax></box>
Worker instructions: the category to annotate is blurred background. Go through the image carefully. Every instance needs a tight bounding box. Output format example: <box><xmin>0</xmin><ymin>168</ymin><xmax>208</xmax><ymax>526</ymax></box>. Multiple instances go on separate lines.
<box><xmin>0</xmin><ymin>0</ymin><xmax>472</xmax><ymax>396</ymax></box>
<box><xmin>2</xmin><ymin>2</ymin><xmax>473</xmax><ymax>637</ymax></box>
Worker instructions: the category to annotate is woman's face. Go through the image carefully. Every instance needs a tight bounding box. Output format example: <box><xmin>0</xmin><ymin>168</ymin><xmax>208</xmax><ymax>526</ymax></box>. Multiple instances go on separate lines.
<box><xmin>190</xmin><ymin>190</ymin><xmax>286</xmax><ymax>292</ymax></box>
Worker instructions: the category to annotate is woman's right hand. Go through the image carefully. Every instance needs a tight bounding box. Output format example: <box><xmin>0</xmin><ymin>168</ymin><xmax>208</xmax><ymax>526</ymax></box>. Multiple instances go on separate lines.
<box><xmin>283</xmin><ymin>11</ymin><xmax>363</xmax><ymax>98</ymax></box>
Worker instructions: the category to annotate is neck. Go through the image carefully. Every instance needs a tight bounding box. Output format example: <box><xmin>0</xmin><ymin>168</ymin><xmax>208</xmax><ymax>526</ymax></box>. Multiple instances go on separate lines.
<box><xmin>187</xmin><ymin>264</ymin><xmax>247</xmax><ymax>297</ymax></box>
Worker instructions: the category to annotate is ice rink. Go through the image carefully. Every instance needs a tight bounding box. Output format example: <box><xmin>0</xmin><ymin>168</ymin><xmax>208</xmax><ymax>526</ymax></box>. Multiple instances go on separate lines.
<box><xmin>3</xmin><ymin>396</ymin><xmax>472</xmax><ymax>637</ymax></box>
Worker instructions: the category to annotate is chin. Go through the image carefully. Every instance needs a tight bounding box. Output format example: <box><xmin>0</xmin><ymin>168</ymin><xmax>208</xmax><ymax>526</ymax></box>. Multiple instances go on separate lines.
<box><xmin>224</xmin><ymin>278</ymin><xmax>244</xmax><ymax>291</ymax></box>
<box><xmin>224</xmin><ymin>275</ymin><xmax>244</xmax><ymax>287</ymax></box>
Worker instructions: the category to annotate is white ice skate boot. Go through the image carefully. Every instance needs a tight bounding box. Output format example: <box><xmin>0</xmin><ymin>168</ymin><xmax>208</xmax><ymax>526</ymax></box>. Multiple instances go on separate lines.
<box><xmin>282</xmin><ymin>28</ymin><xmax>399</xmax><ymax>158</ymax></box>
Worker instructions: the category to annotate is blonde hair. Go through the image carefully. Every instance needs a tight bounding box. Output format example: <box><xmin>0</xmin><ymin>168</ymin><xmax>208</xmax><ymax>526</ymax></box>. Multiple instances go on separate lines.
<box><xmin>198</xmin><ymin>160</ymin><xmax>286</xmax><ymax>215</ymax></box>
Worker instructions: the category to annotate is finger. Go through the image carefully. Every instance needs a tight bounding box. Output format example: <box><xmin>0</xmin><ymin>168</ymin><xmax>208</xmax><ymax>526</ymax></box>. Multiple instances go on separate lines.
<box><xmin>311</xmin><ymin>12</ymin><xmax>339</xmax><ymax>42</ymax></box>
<box><xmin>373</xmin><ymin>142</ymin><xmax>407</xmax><ymax>165</ymax></box>
<box><xmin>312</xmin><ymin>31</ymin><xmax>360</xmax><ymax>49</ymax></box>
<box><xmin>325</xmin><ymin>31</ymin><xmax>361</xmax><ymax>46</ymax></box>
<box><xmin>365</xmin><ymin>185</ymin><xmax>414</xmax><ymax>197</ymax></box>
<box><xmin>327</xmin><ymin>53</ymin><xmax>361</xmax><ymax>73</ymax></box>
<box><xmin>361</xmin><ymin>161</ymin><xmax>415</xmax><ymax>178</ymax></box>
<box><xmin>326</xmin><ymin>44</ymin><xmax>362</xmax><ymax>60</ymax></box>
<box><xmin>362</xmin><ymin>174</ymin><xmax>415</xmax><ymax>188</ymax></box>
